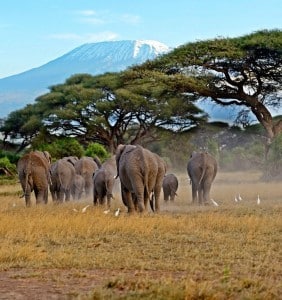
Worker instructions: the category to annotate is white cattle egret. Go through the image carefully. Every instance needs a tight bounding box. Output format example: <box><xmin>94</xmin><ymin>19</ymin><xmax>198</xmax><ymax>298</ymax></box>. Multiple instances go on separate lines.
<box><xmin>82</xmin><ymin>205</ymin><xmax>90</xmax><ymax>213</ymax></box>
<box><xmin>257</xmin><ymin>195</ymin><xmax>261</xmax><ymax>205</ymax></box>
<box><xmin>72</xmin><ymin>208</ymin><xmax>78</xmax><ymax>212</ymax></box>
<box><xmin>234</xmin><ymin>196</ymin><xmax>238</xmax><ymax>202</ymax></box>
<box><xmin>211</xmin><ymin>199</ymin><xmax>219</xmax><ymax>206</ymax></box>
<box><xmin>103</xmin><ymin>209</ymin><xmax>110</xmax><ymax>214</ymax></box>
<box><xmin>114</xmin><ymin>208</ymin><xmax>121</xmax><ymax>217</ymax></box>
<box><xmin>238</xmin><ymin>194</ymin><xmax>243</xmax><ymax>201</ymax></box>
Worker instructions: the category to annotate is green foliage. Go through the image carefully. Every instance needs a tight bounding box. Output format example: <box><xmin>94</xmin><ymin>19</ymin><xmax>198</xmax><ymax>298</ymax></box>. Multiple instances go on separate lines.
<box><xmin>0</xmin><ymin>150</ymin><xmax>20</xmax><ymax>165</ymax></box>
<box><xmin>269</xmin><ymin>133</ymin><xmax>282</xmax><ymax>161</ymax></box>
<box><xmin>84</xmin><ymin>143</ymin><xmax>109</xmax><ymax>161</ymax></box>
<box><xmin>147</xmin><ymin>29</ymin><xmax>282</xmax><ymax>141</ymax></box>
<box><xmin>263</xmin><ymin>133</ymin><xmax>282</xmax><ymax>180</ymax></box>
<box><xmin>36</xmin><ymin>138</ymin><xmax>84</xmax><ymax>160</ymax></box>
<box><xmin>207</xmin><ymin>138</ymin><xmax>219</xmax><ymax>160</ymax></box>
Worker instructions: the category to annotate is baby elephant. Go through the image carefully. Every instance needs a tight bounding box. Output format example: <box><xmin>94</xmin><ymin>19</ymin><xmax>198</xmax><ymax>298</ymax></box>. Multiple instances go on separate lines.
<box><xmin>162</xmin><ymin>173</ymin><xmax>178</xmax><ymax>201</ymax></box>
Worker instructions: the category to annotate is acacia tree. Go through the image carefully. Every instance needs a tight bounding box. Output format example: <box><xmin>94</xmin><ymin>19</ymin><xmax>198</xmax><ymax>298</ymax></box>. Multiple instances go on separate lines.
<box><xmin>144</xmin><ymin>29</ymin><xmax>282</xmax><ymax>153</ymax></box>
<box><xmin>1</xmin><ymin>105</ymin><xmax>42</xmax><ymax>153</ymax></box>
<box><xmin>1</xmin><ymin>72</ymin><xmax>206</xmax><ymax>153</ymax></box>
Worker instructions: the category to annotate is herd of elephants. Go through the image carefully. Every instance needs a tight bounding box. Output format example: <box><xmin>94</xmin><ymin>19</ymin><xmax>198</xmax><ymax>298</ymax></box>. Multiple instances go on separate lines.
<box><xmin>16</xmin><ymin>145</ymin><xmax>217</xmax><ymax>212</ymax></box>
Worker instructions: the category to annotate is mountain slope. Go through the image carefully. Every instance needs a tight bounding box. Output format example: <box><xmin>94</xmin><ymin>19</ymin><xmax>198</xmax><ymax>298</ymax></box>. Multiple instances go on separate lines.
<box><xmin>0</xmin><ymin>40</ymin><xmax>170</xmax><ymax>117</ymax></box>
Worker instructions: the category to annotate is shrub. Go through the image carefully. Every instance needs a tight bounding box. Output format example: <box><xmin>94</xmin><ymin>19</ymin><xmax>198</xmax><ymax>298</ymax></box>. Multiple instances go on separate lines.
<box><xmin>84</xmin><ymin>143</ymin><xmax>109</xmax><ymax>161</ymax></box>
<box><xmin>36</xmin><ymin>138</ymin><xmax>84</xmax><ymax>160</ymax></box>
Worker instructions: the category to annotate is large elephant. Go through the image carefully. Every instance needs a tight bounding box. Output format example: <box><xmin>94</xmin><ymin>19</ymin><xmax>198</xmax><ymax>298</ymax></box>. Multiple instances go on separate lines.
<box><xmin>162</xmin><ymin>173</ymin><xmax>178</xmax><ymax>202</ymax></box>
<box><xmin>74</xmin><ymin>156</ymin><xmax>101</xmax><ymax>199</ymax></box>
<box><xmin>17</xmin><ymin>150</ymin><xmax>51</xmax><ymax>206</ymax></box>
<box><xmin>115</xmin><ymin>144</ymin><xmax>166</xmax><ymax>213</ymax></box>
<box><xmin>93</xmin><ymin>156</ymin><xmax>116</xmax><ymax>208</ymax></box>
<box><xmin>50</xmin><ymin>158</ymin><xmax>76</xmax><ymax>202</ymax></box>
<box><xmin>187</xmin><ymin>151</ymin><xmax>217</xmax><ymax>205</ymax></box>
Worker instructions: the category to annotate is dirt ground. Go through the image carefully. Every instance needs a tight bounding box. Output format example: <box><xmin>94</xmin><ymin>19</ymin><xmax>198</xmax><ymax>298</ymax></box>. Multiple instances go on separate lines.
<box><xmin>0</xmin><ymin>268</ymin><xmax>186</xmax><ymax>299</ymax></box>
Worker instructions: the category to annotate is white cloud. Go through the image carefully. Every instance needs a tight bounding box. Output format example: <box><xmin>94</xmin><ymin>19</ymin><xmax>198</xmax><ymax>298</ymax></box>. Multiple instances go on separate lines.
<box><xmin>77</xmin><ymin>10</ymin><xmax>97</xmax><ymax>16</ymax></box>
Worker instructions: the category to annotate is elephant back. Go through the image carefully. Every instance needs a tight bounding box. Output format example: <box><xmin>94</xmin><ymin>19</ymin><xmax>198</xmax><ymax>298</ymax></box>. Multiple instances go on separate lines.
<box><xmin>74</xmin><ymin>157</ymin><xmax>99</xmax><ymax>176</ymax></box>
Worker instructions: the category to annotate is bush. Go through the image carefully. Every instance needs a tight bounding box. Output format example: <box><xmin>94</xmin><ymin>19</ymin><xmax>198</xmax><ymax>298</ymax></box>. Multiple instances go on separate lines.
<box><xmin>84</xmin><ymin>143</ymin><xmax>109</xmax><ymax>161</ymax></box>
<box><xmin>36</xmin><ymin>138</ymin><xmax>84</xmax><ymax>160</ymax></box>
<box><xmin>0</xmin><ymin>156</ymin><xmax>17</xmax><ymax>177</ymax></box>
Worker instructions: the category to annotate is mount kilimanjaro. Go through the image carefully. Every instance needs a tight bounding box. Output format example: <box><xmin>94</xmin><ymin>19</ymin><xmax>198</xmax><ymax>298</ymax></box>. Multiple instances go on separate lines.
<box><xmin>0</xmin><ymin>40</ymin><xmax>170</xmax><ymax>118</ymax></box>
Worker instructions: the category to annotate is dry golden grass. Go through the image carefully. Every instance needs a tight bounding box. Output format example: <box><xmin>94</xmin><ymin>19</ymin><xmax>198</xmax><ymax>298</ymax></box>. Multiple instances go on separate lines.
<box><xmin>0</xmin><ymin>171</ymin><xmax>281</xmax><ymax>299</ymax></box>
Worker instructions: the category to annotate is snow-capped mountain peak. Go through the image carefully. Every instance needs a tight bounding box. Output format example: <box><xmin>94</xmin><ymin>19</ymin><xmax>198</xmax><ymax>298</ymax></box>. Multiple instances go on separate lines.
<box><xmin>133</xmin><ymin>40</ymin><xmax>170</xmax><ymax>58</ymax></box>
<box><xmin>0</xmin><ymin>40</ymin><xmax>171</xmax><ymax>117</ymax></box>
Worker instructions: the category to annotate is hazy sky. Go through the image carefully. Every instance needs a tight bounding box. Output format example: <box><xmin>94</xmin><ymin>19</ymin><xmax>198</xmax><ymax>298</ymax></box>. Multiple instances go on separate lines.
<box><xmin>0</xmin><ymin>0</ymin><xmax>281</xmax><ymax>78</ymax></box>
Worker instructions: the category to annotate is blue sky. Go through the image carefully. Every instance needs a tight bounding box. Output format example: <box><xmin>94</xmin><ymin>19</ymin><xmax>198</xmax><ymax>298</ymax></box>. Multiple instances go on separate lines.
<box><xmin>0</xmin><ymin>0</ymin><xmax>281</xmax><ymax>79</ymax></box>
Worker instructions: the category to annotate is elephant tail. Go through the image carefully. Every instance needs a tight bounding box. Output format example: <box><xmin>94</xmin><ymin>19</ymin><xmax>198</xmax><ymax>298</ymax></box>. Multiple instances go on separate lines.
<box><xmin>149</xmin><ymin>192</ymin><xmax>155</xmax><ymax>212</ymax></box>
<box><xmin>198</xmin><ymin>153</ymin><xmax>207</xmax><ymax>188</ymax></box>
<box><xmin>23</xmin><ymin>154</ymin><xmax>32</xmax><ymax>196</ymax></box>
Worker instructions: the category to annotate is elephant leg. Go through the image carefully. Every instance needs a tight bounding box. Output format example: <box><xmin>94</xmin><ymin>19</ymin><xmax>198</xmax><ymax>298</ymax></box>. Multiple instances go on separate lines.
<box><xmin>44</xmin><ymin>189</ymin><xmax>48</xmax><ymax>204</ymax></box>
<box><xmin>124</xmin><ymin>189</ymin><xmax>135</xmax><ymax>213</ymax></box>
<box><xmin>203</xmin><ymin>182</ymin><xmax>212</xmax><ymax>205</ymax></box>
<box><xmin>191</xmin><ymin>182</ymin><xmax>198</xmax><ymax>204</ymax></box>
<box><xmin>93</xmin><ymin>193</ymin><xmax>98</xmax><ymax>206</ymax></box>
<box><xmin>106</xmin><ymin>194</ymin><xmax>112</xmax><ymax>208</ymax></box>
<box><xmin>65</xmin><ymin>190</ymin><xmax>71</xmax><ymax>201</ymax></box>
<box><xmin>198</xmin><ymin>187</ymin><xmax>204</xmax><ymax>205</ymax></box>
<box><xmin>24</xmin><ymin>186</ymin><xmax>32</xmax><ymax>207</ymax></box>
<box><xmin>35</xmin><ymin>190</ymin><xmax>45</xmax><ymax>205</ymax></box>
<box><xmin>154</xmin><ymin>186</ymin><xmax>162</xmax><ymax>213</ymax></box>
<box><xmin>58</xmin><ymin>188</ymin><xmax>65</xmax><ymax>202</ymax></box>
<box><xmin>50</xmin><ymin>187</ymin><xmax>57</xmax><ymax>202</ymax></box>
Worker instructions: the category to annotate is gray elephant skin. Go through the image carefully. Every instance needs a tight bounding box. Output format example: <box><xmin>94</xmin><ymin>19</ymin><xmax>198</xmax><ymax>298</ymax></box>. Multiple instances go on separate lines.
<box><xmin>162</xmin><ymin>173</ymin><xmax>178</xmax><ymax>201</ymax></box>
<box><xmin>187</xmin><ymin>151</ymin><xmax>217</xmax><ymax>205</ymax></box>
<box><xmin>17</xmin><ymin>150</ymin><xmax>51</xmax><ymax>206</ymax></box>
<box><xmin>71</xmin><ymin>174</ymin><xmax>85</xmax><ymax>200</ymax></box>
<box><xmin>93</xmin><ymin>156</ymin><xmax>116</xmax><ymax>208</ymax></box>
<box><xmin>115</xmin><ymin>144</ymin><xmax>166</xmax><ymax>213</ymax></box>
<box><xmin>74</xmin><ymin>156</ymin><xmax>101</xmax><ymax>199</ymax></box>
<box><xmin>50</xmin><ymin>158</ymin><xmax>76</xmax><ymax>202</ymax></box>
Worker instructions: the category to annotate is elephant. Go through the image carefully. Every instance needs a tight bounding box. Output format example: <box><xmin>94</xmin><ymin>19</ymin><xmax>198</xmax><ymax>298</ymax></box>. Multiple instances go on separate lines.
<box><xmin>93</xmin><ymin>156</ymin><xmax>116</xmax><ymax>208</ymax></box>
<box><xmin>187</xmin><ymin>151</ymin><xmax>217</xmax><ymax>205</ymax></box>
<box><xmin>17</xmin><ymin>150</ymin><xmax>51</xmax><ymax>206</ymax></box>
<box><xmin>50</xmin><ymin>158</ymin><xmax>76</xmax><ymax>202</ymax></box>
<box><xmin>115</xmin><ymin>144</ymin><xmax>166</xmax><ymax>213</ymax></box>
<box><xmin>71</xmin><ymin>174</ymin><xmax>85</xmax><ymax>200</ymax></box>
<box><xmin>162</xmin><ymin>173</ymin><xmax>178</xmax><ymax>201</ymax></box>
<box><xmin>74</xmin><ymin>156</ymin><xmax>101</xmax><ymax>199</ymax></box>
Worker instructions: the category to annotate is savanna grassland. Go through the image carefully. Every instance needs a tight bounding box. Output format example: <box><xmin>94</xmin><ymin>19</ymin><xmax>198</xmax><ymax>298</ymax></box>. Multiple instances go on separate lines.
<box><xmin>0</xmin><ymin>171</ymin><xmax>281</xmax><ymax>299</ymax></box>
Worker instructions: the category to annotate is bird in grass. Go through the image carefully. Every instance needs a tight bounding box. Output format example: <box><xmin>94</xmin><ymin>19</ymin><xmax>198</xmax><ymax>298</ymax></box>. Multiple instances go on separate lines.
<box><xmin>103</xmin><ymin>209</ymin><xmax>110</xmax><ymax>214</ymax></box>
<box><xmin>234</xmin><ymin>196</ymin><xmax>238</xmax><ymax>202</ymax></box>
<box><xmin>211</xmin><ymin>199</ymin><xmax>219</xmax><ymax>207</ymax></box>
<box><xmin>72</xmin><ymin>208</ymin><xmax>78</xmax><ymax>212</ymax></box>
<box><xmin>257</xmin><ymin>195</ymin><xmax>261</xmax><ymax>205</ymax></box>
<box><xmin>114</xmin><ymin>208</ymin><xmax>121</xmax><ymax>217</ymax></box>
<box><xmin>238</xmin><ymin>194</ymin><xmax>243</xmax><ymax>201</ymax></box>
<box><xmin>82</xmin><ymin>205</ymin><xmax>90</xmax><ymax>213</ymax></box>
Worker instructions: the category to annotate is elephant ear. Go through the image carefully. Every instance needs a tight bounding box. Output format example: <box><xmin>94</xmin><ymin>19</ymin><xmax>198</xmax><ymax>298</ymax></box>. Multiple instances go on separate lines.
<box><xmin>65</xmin><ymin>156</ymin><xmax>78</xmax><ymax>166</ymax></box>
<box><xmin>43</xmin><ymin>151</ymin><xmax>52</xmax><ymax>164</ymax></box>
<box><xmin>93</xmin><ymin>156</ymin><xmax>102</xmax><ymax>168</ymax></box>
<box><xmin>115</xmin><ymin>144</ymin><xmax>126</xmax><ymax>178</ymax></box>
